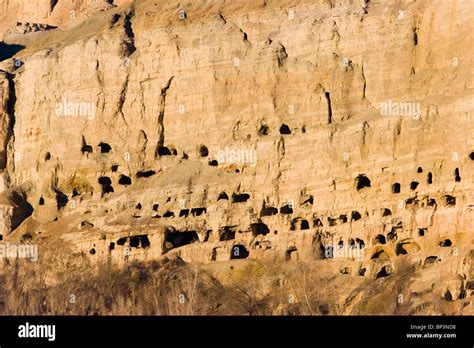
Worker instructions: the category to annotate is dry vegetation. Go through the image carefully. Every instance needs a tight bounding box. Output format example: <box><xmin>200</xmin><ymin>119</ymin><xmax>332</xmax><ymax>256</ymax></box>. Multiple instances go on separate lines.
<box><xmin>0</xmin><ymin>249</ymin><xmax>466</xmax><ymax>315</ymax></box>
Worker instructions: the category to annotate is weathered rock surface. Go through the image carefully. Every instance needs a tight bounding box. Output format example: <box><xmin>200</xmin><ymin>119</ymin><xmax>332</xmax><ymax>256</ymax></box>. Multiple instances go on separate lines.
<box><xmin>0</xmin><ymin>0</ymin><xmax>473</xmax><ymax>314</ymax></box>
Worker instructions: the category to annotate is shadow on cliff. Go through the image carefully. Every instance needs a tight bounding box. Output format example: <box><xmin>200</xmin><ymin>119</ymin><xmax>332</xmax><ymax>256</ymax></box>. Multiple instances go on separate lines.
<box><xmin>0</xmin><ymin>42</ymin><xmax>25</xmax><ymax>62</ymax></box>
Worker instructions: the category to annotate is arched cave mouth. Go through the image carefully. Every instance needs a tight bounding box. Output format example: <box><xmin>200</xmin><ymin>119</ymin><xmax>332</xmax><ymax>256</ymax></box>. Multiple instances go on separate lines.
<box><xmin>164</xmin><ymin>230</ymin><xmax>199</xmax><ymax>250</ymax></box>
<box><xmin>98</xmin><ymin>142</ymin><xmax>112</xmax><ymax>153</ymax></box>
<box><xmin>279</xmin><ymin>124</ymin><xmax>291</xmax><ymax>135</ymax></box>
<box><xmin>250</xmin><ymin>222</ymin><xmax>269</xmax><ymax>236</ymax></box>
<box><xmin>118</xmin><ymin>175</ymin><xmax>132</xmax><ymax>186</ymax></box>
<box><xmin>356</xmin><ymin>174</ymin><xmax>371</xmax><ymax>190</ymax></box>
<box><xmin>0</xmin><ymin>42</ymin><xmax>25</xmax><ymax>61</ymax></box>
<box><xmin>98</xmin><ymin>176</ymin><xmax>114</xmax><ymax>195</ymax></box>
<box><xmin>219</xmin><ymin>226</ymin><xmax>236</xmax><ymax>241</ymax></box>
<box><xmin>230</xmin><ymin>244</ymin><xmax>249</xmax><ymax>259</ymax></box>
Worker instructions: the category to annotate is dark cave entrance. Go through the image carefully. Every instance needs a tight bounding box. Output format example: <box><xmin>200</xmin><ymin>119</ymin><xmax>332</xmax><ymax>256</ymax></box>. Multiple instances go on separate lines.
<box><xmin>165</xmin><ymin>230</ymin><xmax>199</xmax><ymax>249</ymax></box>
<box><xmin>230</xmin><ymin>245</ymin><xmax>249</xmax><ymax>259</ymax></box>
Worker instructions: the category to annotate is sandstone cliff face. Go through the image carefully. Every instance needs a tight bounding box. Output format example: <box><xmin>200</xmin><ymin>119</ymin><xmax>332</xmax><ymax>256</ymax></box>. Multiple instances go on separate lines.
<box><xmin>0</xmin><ymin>0</ymin><xmax>473</xmax><ymax>314</ymax></box>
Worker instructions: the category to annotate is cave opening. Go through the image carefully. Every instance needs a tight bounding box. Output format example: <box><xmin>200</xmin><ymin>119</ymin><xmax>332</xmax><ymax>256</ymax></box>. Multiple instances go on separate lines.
<box><xmin>439</xmin><ymin>239</ymin><xmax>452</xmax><ymax>247</ymax></box>
<box><xmin>250</xmin><ymin>223</ymin><xmax>270</xmax><ymax>236</ymax></box>
<box><xmin>261</xmin><ymin>206</ymin><xmax>278</xmax><ymax>216</ymax></box>
<box><xmin>375</xmin><ymin>234</ymin><xmax>386</xmax><ymax>245</ymax></box>
<box><xmin>81</xmin><ymin>136</ymin><xmax>93</xmax><ymax>154</ymax></box>
<box><xmin>351</xmin><ymin>211</ymin><xmax>361</xmax><ymax>221</ymax></box>
<box><xmin>424</xmin><ymin>256</ymin><xmax>438</xmax><ymax>267</ymax></box>
<box><xmin>218</xmin><ymin>192</ymin><xmax>229</xmax><ymax>200</ymax></box>
<box><xmin>259</xmin><ymin>124</ymin><xmax>269</xmax><ymax>136</ymax></box>
<box><xmin>356</xmin><ymin>175</ymin><xmax>371</xmax><ymax>190</ymax></box>
<box><xmin>285</xmin><ymin>246</ymin><xmax>298</xmax><ymax>261</ymax></box>
<box><xmin>55</xmin><ymin>191</ymin><xmax>68</xmax><ymax>209</ymax></box>
<box><xmin>392</xmin><ymin>183</ymin><xmax>401</xmax><ymax>193</ymax></box>
<box><xmin>191</xmin><ymin>207</ymin><xmax>207</xmax><ymax>216</ymax></box>
<box><xmin>444</xmin><ymin>195</ymin><xmax>456</xmax><ymax>206</ymax></box>
<box><xmin>232</xmin><ymin>193</ymin><xmax>250</xmax><ymax>203</ymax></box>
<box><xmin>219</xmin><ymin>226</ymin><xmax>236</xmax><ymax>241</ymax></box>
<box><xmin>455</xmin><ymin>168</ymin><xmax>461</xmax><ymax>182</ymax></box>
<box><xmin>300</xmin><ymin>219</ymin><xmax>310</xmax><ymax>230</ymax></box>
<box><xmin>199</xmin><ymin>145</ymin><xmax>209</xmax><ymax>157</ymax></box>
<box><xmin>98</xmin><ymin>177</ymin><xmax>114</xmax><ymax>195</ymax></box>
<box><xmin>165</xmin><ymin>230</ymin><xmax>199</xmax><ymax>249</ymax></box>
<box><xmin>427</xmin><ymin>172</ymin><xmax>433</xmax><ymax>184</ymax></box>
<box><xmin>376</xmin><ymin>265</ymin><xmax>392</xmax><ymax>278</ymax></box>
<box><xmin>157</xmin><ymin>146</ymin><xmax>172</xmax><ymax>156</ymax></box>
<box><xmin>313</xmin><ymin>217</ymin><xmax>323</xmax><ymax>227</ymax></box>
<box><xmin>356</xmin><ymin>238</ymin><xmax>365</xmax><ymax>248</ymax></box>
<box><xmin>328</xmin><ymin>217</ymin><xmax>337</xmax><ymax>226</ymax></box>
<box><xmin>129</xmin><ymin>235</ymin><xmax>150</xmax><ymax>248</ymax></box>
<box><xmin>279</xmin><ymin>124</ymin><xmax>291</xmax><ymax>135</ymax></box>
<box><xmin>230</xmin><ymin>244</ymin><xmax>249</xmax><ymax>259</ymax></box>
<box><xmin>387</xmin><ymin>228</ymin><xmax>398</xmax><ymax>241</ymax></box>
<box><xmin>324</xmin><ymin>91</ymin><xmax>333</xmax><ymax>124</ymax></box>
<box><xmin>118</xmin><ymin>175</ymin><xmax>132</xmax><ymax>186</ymax></box>
<box><xmin>136</xmin><ymin>170</ymin><xmax>156</xmax><ymax>178</ymax></box>
<box><xmin>98</xmin><ymin>142</ymin><xmax>112</xmax><ymax>153</ymax></box>
<box><xmin>280</xmin><ymin>204</ymin><xmax>293</xmax><ymax>214</ymax></box>
<box><xmin>371</xmin><ymin>249</ymin><xmax>389</xmax><ymax>260</ymax></box>
<box><xmin>427</xmin><ymin>198</ymin><xmax>436</xmax><ymax>206</ymax></box>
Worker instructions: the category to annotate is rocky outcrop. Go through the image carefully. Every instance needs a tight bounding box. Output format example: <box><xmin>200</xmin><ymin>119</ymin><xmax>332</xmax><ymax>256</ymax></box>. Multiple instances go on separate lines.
<box><xmin>0</xmin><ymin>0</ymin><xmax>473</xmax><ymax>314</ymax></box>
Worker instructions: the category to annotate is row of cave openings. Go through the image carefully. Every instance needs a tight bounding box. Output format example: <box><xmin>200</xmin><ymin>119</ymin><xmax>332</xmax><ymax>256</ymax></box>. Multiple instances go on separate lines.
<box><xmin>164</xmin><ymin>228</ymin><xmax>250</xmax><ymax>260</ymax></box>
<box><xmin>81</xmin><ymin>138</ymin><xmax>179</xmax><ymax>158</ymax></box>
<box><xmin>322</xmin><ymin>229</ymin><xmax>453</xmax><ymax>258</ymax></box>
<box><xmin>164</xmin><ymin>229</ymin><xmax>256</xmax><ymax>261</ymax></box>
<box><xmin>90</xmin><ymin>234</ymin><xmax>151</xmax><ymax>256</ymax></box>
<box><xmin>355</xmin><ymin>165</ymin><xmax>462</xmax><ymax>194</ymax></box>
<box><xmin>355</xmin><ymin>166</ymin><xmax>462</xmax><ymax>206</ymax></box>
<box><xmin>61</xmin><ymin>138</ymin><xmax>474</xmax><ymax>201</ymax></box>
<box><xmin>163</xmin><ymin>224</ymin><xmax>270</xmax><ymax>252</ymax></box>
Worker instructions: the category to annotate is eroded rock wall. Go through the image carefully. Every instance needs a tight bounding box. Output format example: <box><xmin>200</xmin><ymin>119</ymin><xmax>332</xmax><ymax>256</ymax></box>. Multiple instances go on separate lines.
<box><xmin>0</xmin><ymin>0</ymin><xmax>473</xmax><ymax>310</ymax></box>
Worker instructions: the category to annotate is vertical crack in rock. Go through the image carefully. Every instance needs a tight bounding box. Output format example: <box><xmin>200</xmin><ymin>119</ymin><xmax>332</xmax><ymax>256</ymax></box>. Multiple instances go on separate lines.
<box><xmin>332</xmin><ymin>21</ymin><xmax>340</xmax><ymax>51</ymax></box>
<box><xmin>94</xmin><ymin>54</ymin><xmax>106</xmax><ymax>117</ymax></box>
<box><xmin>361</xmin><ymin>63</ymin><xmax>374</xmax><ymax>109</ymax></box>
<box><xmin>324</xmin><ymin>91</ymin><xmax>333</xmax><ymax>124</ymax></box>
<box><xmin>0</xmin><ymin>71</ymin><xmax>17</xmax><ymax>186</ymax></box>
<box><xmin>392</xmin><ymin>119</ymin><xmax>402</xmax><ymax>158</ymax></box>
<box><xmin>363</xmin><ymin>0</ymin><xmax>369</xmax><ymax>13</ymax></box>
<box><xmin>272</xmin><ymin>137</ymin><xmax>285</xmax><ymax>201</ymax></box>
<box><xmin>413</xmin><ymin>26</ymin><xmax>419</xmax><ymax>46</ymax></box>
<box><xmin>411</xmin><ymin>23</ymin><xmax>419</xmax><ymax>75</ymax></box>
<box><xmin>157</xmin><ymin>76</ymin><xmax>175</xmax><ymax>150</ymax></box>
<box><xmin>117</xmin><ymin>73</ymin><xmax>130</xmax><ymax>127</ymax></box>
<box><xmin>50</xmin><ymin>0</ymin><xmax>58</xmax><ymax>12</ymax></box>
<box><xmin>218</xmin><ymin>13</ymin><xmax>227</xmax><ymax>24</ymax></box>
<box><xmin>124</xmin><ymin>8</ymin><xmax>136</xmax><ymax>55</ymax></box>
<box><xmin>111</xmin><ymin>8</ymin><xmax>136</xmax><ymax>129</ymax></box>
<box><xmin>361</xmin><ymin>64</ymin><xmax>367</xmax><ymax>100</ymax></box>
<box><xmin>240</xmin><ymin>29</ymin><xmax>252</xmax><ymax>48</ymax></box>
<box><xmin>276</xmin><ymin>43</ymin><xmax>288</xmax><ymax>67</ymax></box>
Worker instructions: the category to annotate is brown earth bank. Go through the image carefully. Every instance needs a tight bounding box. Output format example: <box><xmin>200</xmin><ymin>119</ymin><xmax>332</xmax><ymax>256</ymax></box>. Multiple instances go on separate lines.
<box><xmin>0</xmin><ymin>0</ymin><xmax>473</xmax><ymax>315</ymax></box>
